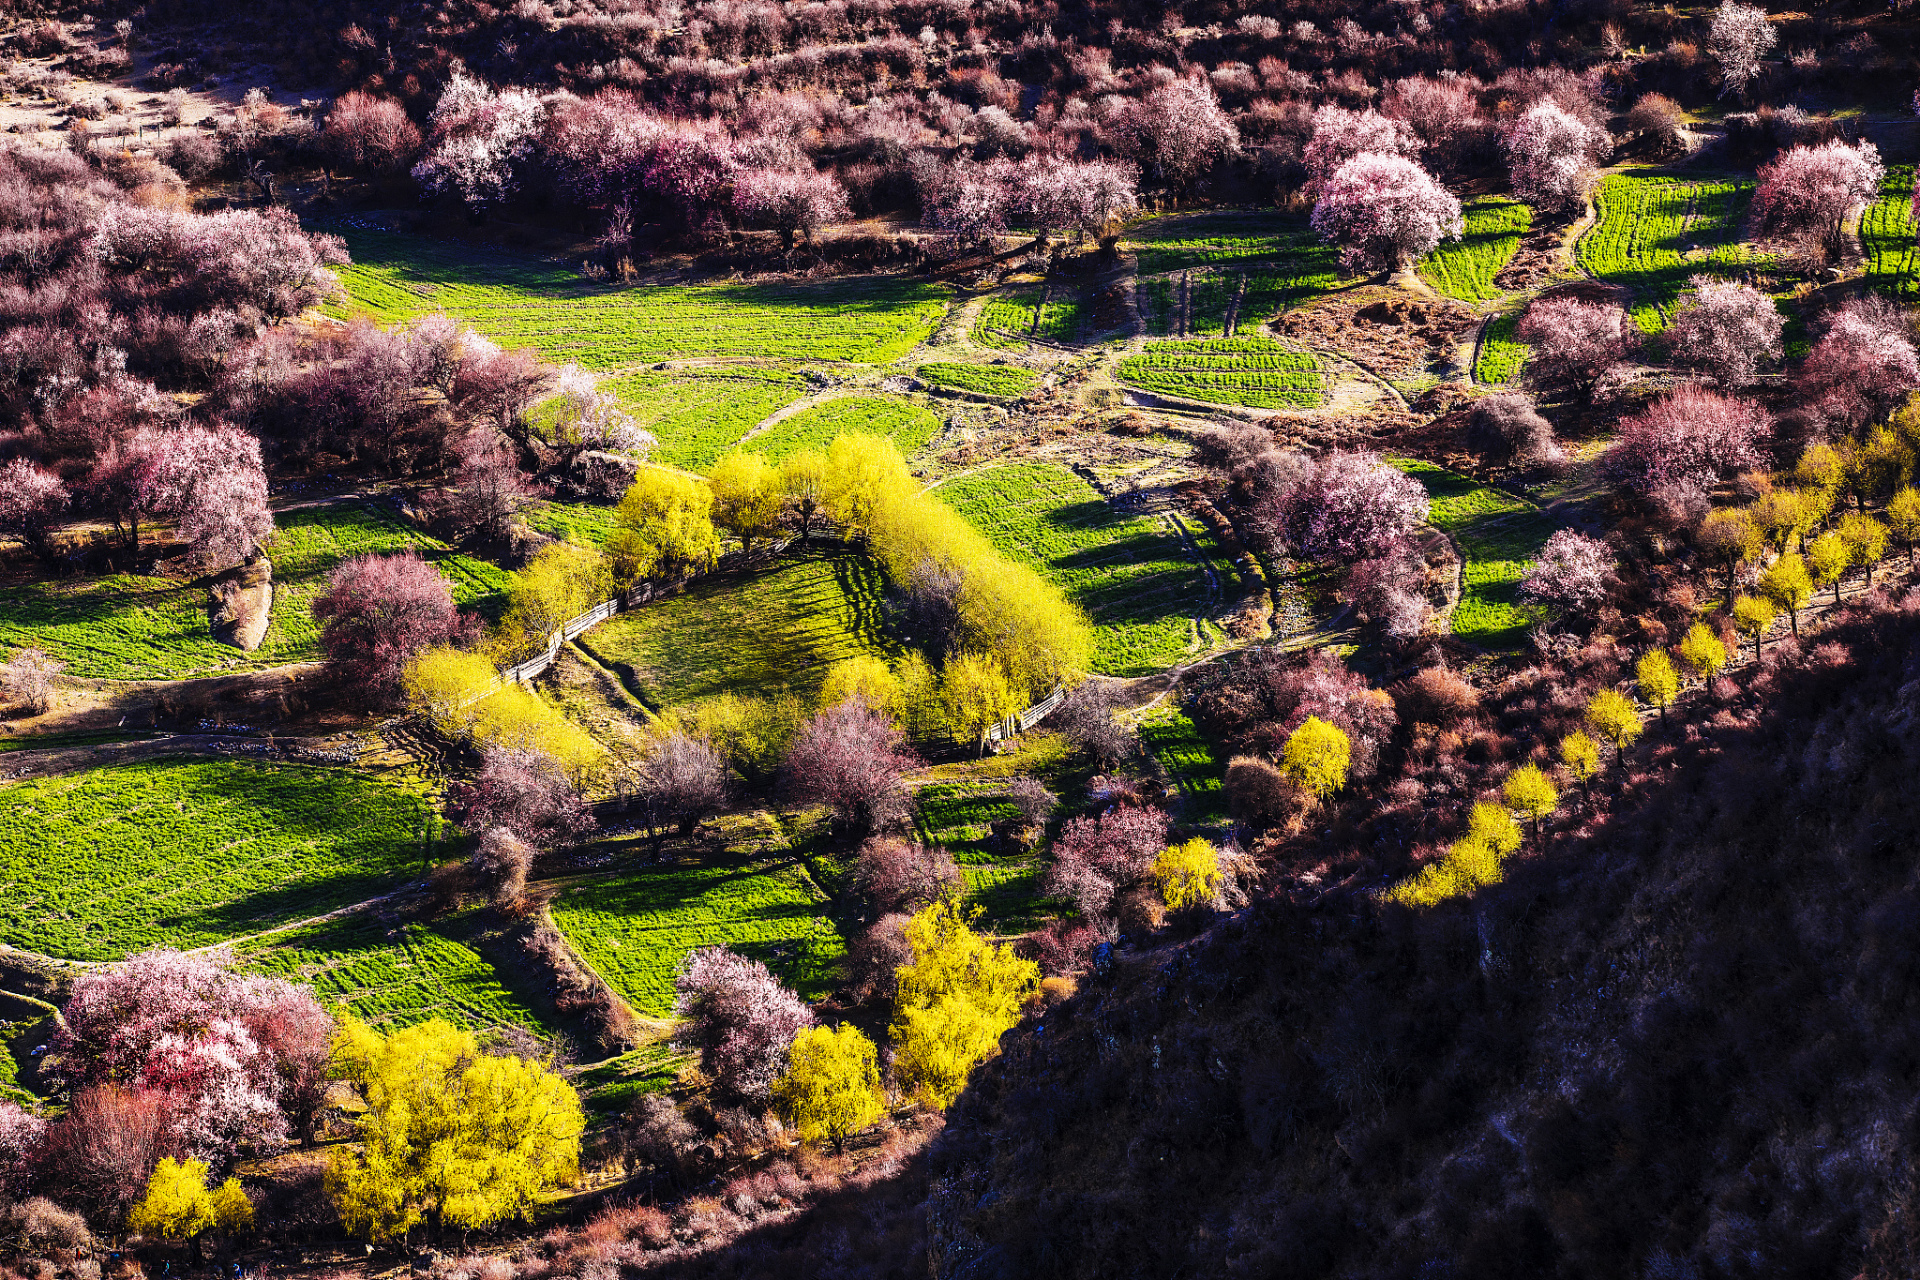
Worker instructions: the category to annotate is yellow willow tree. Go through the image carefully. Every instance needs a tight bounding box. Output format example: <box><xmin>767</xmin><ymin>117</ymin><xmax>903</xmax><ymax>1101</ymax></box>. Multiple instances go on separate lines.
<box><xmin>890</xmin><ymin>900</ymin><xmax>1039</xmax><ymax>1107</ymax></box>
<box><xmin>708</xmin><ymin>450</ymin><xmax>784</xmax><ymax>554</ymax></box>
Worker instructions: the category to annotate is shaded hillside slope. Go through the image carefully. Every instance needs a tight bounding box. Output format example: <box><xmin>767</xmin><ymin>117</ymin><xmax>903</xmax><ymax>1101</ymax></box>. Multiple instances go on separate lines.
<box><xmin>915</xmin><ymin>597</ymin><xmax>1920</xmax><ymax>1280</ymax></box>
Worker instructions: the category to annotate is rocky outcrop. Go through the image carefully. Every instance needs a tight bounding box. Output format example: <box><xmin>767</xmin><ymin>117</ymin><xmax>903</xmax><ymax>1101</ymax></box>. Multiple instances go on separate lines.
<box><xmin>209</xmin><ymin>557</ymin><xmax>273</xmax><ymax>651</ymax></box>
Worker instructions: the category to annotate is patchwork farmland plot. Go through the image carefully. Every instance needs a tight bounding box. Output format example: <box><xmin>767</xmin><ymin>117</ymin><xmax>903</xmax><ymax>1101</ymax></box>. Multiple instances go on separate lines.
<box><xmin>936</xmin><ymin>460</ymin><xmax>1223</xmax><ymax>675</ymax></box>
<box><xmin>327</xmin><ymin>225</ymin><xmax>949</xmax><ymax>366</ymax></box>
<box><xmin>1474</xmin><ymin>310</ymin><xmax>1528</xmax><ymax>385</ymax></box>
<box><xmin>550</xmin><ymin>835</ymin><xmax>844</xmax><ymax>1018</ymax></box>
<box><xmin>1865</xmin><ymin>166</ymin><xmax>1918</xmax><ymax>300</ymax></box>
<box><xmin>743</xmin><ymin>395</ymin><xmax>945</xmax><ymax>463</ymax></box>
<box><xmin>1576</xmin><ymin>175</ymin><xmax>1766</xmax><ymax>332</ymax></box>
<box><xmin>530</xmin><ymin>501</ymin><xmax>621</xmax><ymax>547</ymax></box>
<box><xmin>912</xmin><ymin>781</ymin><xmax>1050</xmax><ymax>931</ymax></box>
<box><xmin>972</xmin><ymin>290</ymin><xmax>1087</xmax><ymax>346</ymax></box>
<box><xmin>575</xmin><ymin>548</ymin><xmax>898</xmax><ymax>710</ymax></box>
<box><xmin>917</xmin><ymin>362</ymin><xmax>1039</xmax><ymax>396</ymax></box>
<box><xmin>1117</xmin><ymin>337</ymin><xmax>1325</xmax><ymax>409</ymax></box>
<box><xmin>0</xmin><ymin>760</ymin><xmax>426</xmax><ymax>961</ymax></box>
<box><xmin>1123</xmin><ymin>211</ymin><xmax>1341</xmax><ymax>281</ymax></box>
<box><xmin>0</xmin><ymin>502</ymin><xmax>509</xmax><ymax>680</ymax></box>
<box><xmin>1418</xmin><ymin>198</ymin><xmax>1532</xmax><ymax>303</ymax></box>
<box><xmin>1139</xmin><ymin>710</ymin><xmax>1228</xmax><ymax>826</ymax></box>
<box><xmin>237</xmin><ymin>910</ymin><xmax>552</xmax><ymax>1034</ymax></box>
<box><xmin>1392</xmin><ymin>457</ymin><xmax>1557</xmax><ymax>647</ymax></box>
<box><xmin>601</xmin><ymin>369</ymin><xmax>813</xmax><ymax>470</ymax></box>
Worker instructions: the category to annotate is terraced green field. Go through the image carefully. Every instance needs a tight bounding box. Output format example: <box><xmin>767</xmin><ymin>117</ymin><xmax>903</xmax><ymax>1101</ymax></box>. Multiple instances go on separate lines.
<box><xmin>936</xmin><ymin>460</ymin><xmax>1222</xmax><ymax>676</ymax></box>
<box><xmin>326</xmin><ymin>225</ymin><xmax>949</xmax><ymax>366</ymax></box>
<box><xmin>917</xmin><ymin>362</ymin><xmax>1039</xmax><ymax>396</ymax></box>
<box><xmin>1865</xmin><ymin>166</ymin><xmax>1918</xmax><ymax>300</ymax></box>
<box><xmin>602</xmin><ymin>369</ymin><xmax>813</xmax><ymax>470</ymax></box>
<box><xmin>972</xmin><ymin>290</ymin><xmax>1086</xmax><ymax>346</ymax></box>
<box><xmin>1392</xmin><ymin>457</ymin><xmax>1557</xmax><ymax>647</ymax></box>
<box><xmin>1140</xmin><ymin>709</ymin><xmax>1228</xmax><ymax>826</ymax></box>
<box><xmin>1474</xmin><ymin>311</ymin><xmax>1528</xmax><ymax>385</ymax></box>
<box><xmin>1116</xmin><ymin>337</ymin><xmax>1324</xmax><ymax>409</ymax></box>
<box><xmin>742</xmin><ymin>395</ymin><xmax>945</xmax><ymax>463</ymax></box>
<box><xmin>1123</xmin><ymin>211</ymin><xmax>1342</xmax><ymax>285</ymax></box>
<box><xmin>0</xmin><ymin>759</ymin><xmax>426</xmax><ymax>960</ymax></box>
<box><xmin>1418</xmin><ymin>197</ymin><xmax>1532</xmax><ymax>303</ymax></box>
<box><xmin>912</xmin><ymin>781</ymin><xmax>1049</xmax><ymax>931</ymax></box>
<box><xmin>237</xmin><ymin>910</ymin><xmax>552</xmax><ymax>1033</ymax></box>
<box><xmin>551</xmin><ymin>835</ymin><xmax>843</xmax><ymax>1018</ymax></box>
<box><xmin>1576</xmin><ymin>175</ymin><xmax>1766</xmax><ymax>332</ymax></box>
<box><xmin>576</xmin><ymin>548</ymin><xmax>897</xmax><ymax>709</ymax></box>
<box><xmin>530</xmin><ymin>501</ymin><xmax>621</xmax><ymax>547</ymax></box>
<box><xmin>0</xmin><ymin>502</ymin><xmax>510</xmax><ymax>680</ymax></box>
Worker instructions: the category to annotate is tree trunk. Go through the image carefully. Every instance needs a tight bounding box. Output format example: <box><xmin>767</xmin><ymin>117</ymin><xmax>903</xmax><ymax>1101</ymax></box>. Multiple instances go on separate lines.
<box><xmin>1788</xmin><ymin>605</ymin><xmax>1798</xmax><ymax>639</ymax></box>
<box><xmin>1835</xmin><ymin>579</ymin><xmax>1843</xmax><ymax>606</ymax></box>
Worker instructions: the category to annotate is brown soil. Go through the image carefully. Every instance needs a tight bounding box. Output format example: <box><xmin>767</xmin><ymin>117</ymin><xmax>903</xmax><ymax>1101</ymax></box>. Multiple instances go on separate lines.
<box><xmin>1270</xmin><ymin>285</ymin><xmax>1480</xmax><ymax>383</ymax></box>
<box><xmin>209</xmin><ymin>557</ymin><xmax>273</xmax><ymax>651</ymax></box>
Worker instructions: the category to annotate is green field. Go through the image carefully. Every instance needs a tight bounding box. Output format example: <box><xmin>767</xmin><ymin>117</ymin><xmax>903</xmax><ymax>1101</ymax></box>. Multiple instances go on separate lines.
<box><xmin>1475</xmin><ymin>311</ymin><xmax>1528</xmax><ymax>385</ymax></box>
<box><xmin>917</xmin><ymin>362</ymin><xmax>1039</xmax><ymax>396</ymax></box>
<box><xmin>551</xmin><ymin>836</ymin><xmax>843</xmax><ymax>1018</ymax></box>
<box><xmin>575</xmin><ymin>548</ymin><xmax>897</xmax><ymax>710</ymax></box>
<box><xmin>936</xmin><ymin>460</ymin><xmax>1222</xmax><ymax>675</ymax></box>
<box><xmin>530</xmin><ymin>501</ymin><xmax>621</xmax><ymax>547</ymax></box>
<box><xmin>1865</xmin><ymin>166</ymin><xmax>1918</xmax><ymax>299</ymax></box>
<box><xmin>1116</xmin><ymin>337</ymin><xmax>1324</xmax><ymax>409</ymax></box>
<box><xmin>601</xmin><ymin>369</ymin><xmax>812</xmax><ymax>470</ymax></box>
<box><xmin>1392</xmin><ymin>457</ymin><xmax>1557</xmax><ymax>647</ymax></box>
<box><xmin>742</xmin><ymin>395</ymin><xmax>945</xmax><ymax>463</ymax></box>
<box><xmin>1123</xmin><ymin>211</ymin><xmax>1342</xmax><ymax>287</ymax></box>
<box><xmin>1417</xmin><ymin>198</ymin><xmax>1532</xmax><ymax>303</ymax></box>
<box><xmin>237</xmin><ymin>910</ymin><xmax>552</xmax><ymax>1034</ymax></box>
<box><xmin>1140</xmin><ymin>709</ymin><xmax>1227</xmax><ymax>826</ymax></box>
<box><xmin>1576</xmin><ymin>175</ymin><xmax>1767</xmax><ymax>332</ymax></box>
<box><xmin>972</xmin><ymin>290</ymin><xmax>1086</xmax><ymax>347</ymax></box>
<box><xmin>912</xmin><ymin>781</ymin><xmax>1050</xmax><ymax>931</ymax></box>
<box><xmin>0</xmin><ymin>759</ymin><xmax>426</xmax><ymax>960</ymax></box>
<box><xmin>0</xmin><ymin>502</ymin><xmax>510</xmax><ymax>680</ymax></box>
<box><xmin>326</xmin><ymin>225</ymin><xmax>949</xmax><ymax>366</ymax></box>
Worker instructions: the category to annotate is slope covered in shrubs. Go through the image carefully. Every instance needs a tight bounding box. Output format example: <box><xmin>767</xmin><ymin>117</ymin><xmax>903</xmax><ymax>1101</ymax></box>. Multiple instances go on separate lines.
<box><xmin>911</xmin><ymin>593</ymin><xmax>1920</xmax><ymax>1279</ymax></box>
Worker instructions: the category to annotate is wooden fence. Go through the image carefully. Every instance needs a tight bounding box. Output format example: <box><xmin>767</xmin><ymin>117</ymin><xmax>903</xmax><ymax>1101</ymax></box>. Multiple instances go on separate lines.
<box><xmin>984</xmin><ymin>683</ymin><xmax>1067</xmax><ymax>745</ymax></box>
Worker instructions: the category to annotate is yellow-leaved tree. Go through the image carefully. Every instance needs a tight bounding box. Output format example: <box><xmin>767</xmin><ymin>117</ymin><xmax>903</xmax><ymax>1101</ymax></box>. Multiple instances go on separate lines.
<box><xmin>403</xmin><ymin>646</ymin><xmax>498</xmax><ymax>737</ymax></box>
<box><xmin>1560</xmin><ymin>729</ymin><xmax>1601</xmax><ymax>801</ymax></box>
<box><xmin>1696</xmin><ymin>508</ymin><xmax>1762</xmax><ymax>608</ymax></box>
<box><xmin>773</xmin><ymin>1023</ymin><xmax>887</xmax><ymax>1151</ymax></box>
<box><xmin>1635</xmin><ymin>649</ymin><xmax>1680</xmax><ymax>726</ymax></box>
<box><xmin>1731</xmin><ymin>593</ymin><xmax>1776</xmax><ymax>664</ymax></box>
<box><xmin>1584</xmin><ymin>688</ymin><xmax>1643</xmax><ymax>760</ymax></box>
<box><xmin>708</xmin><ymin>451</ymin><xmax>784</xmax><ymax>554</ymax></box>
<box><xmin>939</xmin><ymin>651</ymin><xmax>1020</xmax><ymax>752</ymax></box>
<box><xmin>610</xmin><ymin>468</ymin><xmax>720</xmax><ymax>586</ymax></box>
<box><xmin>1280</xmin><ymin>715</ymin><xmax>1350</xmax><ymax>801</ymax></box>
<box><xmin>468</xmin><ymin>683</ymin><xmax>604</xmax><ymax>783</ymax></box>
<box><xmin>1502</xmin><ymin>763</ymin><xmax>1558</xmax><ymax>845</ymax></box>
<box><xmin>1887</xmin><ymin>487</ymin><xmax>1920</xmax><ymax>569</ymax></box>
<box><xmin>1152</xmin><ymin>837</ymin><xmax>1221</xmax><ymax>910</ymax></box>
<box><xmin>820</xmin><ymin>655</ymin><xmax>902</xmax><ymax>717</ymax></box>
<box><xmin>129</xmin><ymin>1158</ymin><xmax>253</xmax><ymax>1254</ymax></box>
<box><xmin>1758</xmin><ymin>551</ymin><xmax>1812</xmax><ymax>639</ymax></box>
<box><xmin>825</xmin><ymin>432</ymin><xmax>916</xmax><ymax>536</ymax></box>
<box><xmin>1676</xmin><ymin>621</ymin><xmax>1727</xmax><ymax>682</ymax></box>
<box><xmin>1384</xmin><ymin>804</ymin><xmax>1518</xmax><ymax>908</ymax></box>
<box><xmin>779</xmin><ymin>449</ymin><xmax>831</xmax><ymax>542</ymax></box>
<box><xmin>502</xmin><ymin>541</ymin><xmax>609</xmax><ymax>653</ymax></box>
<box><xmin>326</xmin><ymin>1017</ymin><xmax>584</xmax><ymax>1246</ymax></box>
<box><xmin>1837</xmin><ymin>511</ymin><xmax>1889</xmax><ymax>590</ymax></box>
<box><xmin>891</xmin><ymin>900</ymin><xmax>1039</xmax><ymax>1107</ymax></box>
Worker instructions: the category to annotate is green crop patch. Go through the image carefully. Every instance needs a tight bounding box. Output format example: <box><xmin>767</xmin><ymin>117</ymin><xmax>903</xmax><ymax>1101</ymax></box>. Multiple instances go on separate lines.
<box><xmin>742</xmin><ymin>396</ymin><xmax>944</xmax><ymax>463</ymax></box>
<box><xmin>972</xmin><ymin>290</ymin><xmax>1086</xmax><ymax>346</ymax></box>
<box><xmin>913</xmin><ymin>781</ymin><xmax>1051</xmax><ymax>931</ymax></box>
<box><xmin>530</xmin><ymin>501</ymin><xmax>621</xmax><ymax>547</ymax></box>
<box><xmin>1117</xmin><ymin>337</ymin><xmax>1325</xmax><ymax>409</ymax></box>
<box><xmin>1866</xmin><ymin>166</ymin><xmax>1919</xmax><ymax>299</ymax></box>
<box><xmin>1130</xmin><ymin>214</ymin><xmax>1342</xmax><ymax>336</ymax></box>
<box><xmin>1391</xmin><ymin>457</ymin><xmax>1557</xmax><ymax>647</ymax></box>
<box><xmin>1418</xmin><ymin>198</ymin><xmax>1532</xmax><ymax>303</ymax></box>
<box><xmin>1124</xmin><ymin>211</ymin><xmax>1339</xmax><ymax>279</ymax></box>
<box><xmin>0</xmin><ymin>502</ymin><xmax>509</xmax><ymax>680</ymax></box>
<box><xmin>1140</xmin><ymin>709</ymin><xmax>1227</xmax><ymax>826</ymax></box>
<box><xmin>1475</xmin><ymin>310</ymin><xmax>1529</xmax><ymax>385</ymax></box>
<box><xmin>325</xmin><ymin>225</ymin><xmax>948</xmax><ymax>366</ymax></box>
<box><xmin>576</xmin><ymin>548</ymin><xmax>898</xmax><ymax>709</ymax></box>
<box><xmin>237</xmin><ymin>910</ymin><xmax>552</xmax><ymax>1034</ymax></box>
<box><xmin>550</xmin><ymin>838</ymin><xmax>843</xmax><ymax>1018</ymax></box>
<box><xmin>0</xmin><ymin>759</ymin><xmax>427</xmax><ymax>961</ymax></box>
<box><xmin>936</xmin><ymin>460</ymin><xmax>1220</xmax><ymax>676</ymax></box>
<box><xmin>1576</xmin><ymin>175</ymin><xmax>1768</xmax><ymax>332</ymax></box>
<box><xmin>599</xmin><ymin>369</ymin><xmax>812</xmax><ymax>471</ymax></box>
<box><xmin>917</xmin><ymin>362</ymin><xmax>1039</xmax><ymax>396</ymax></box>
